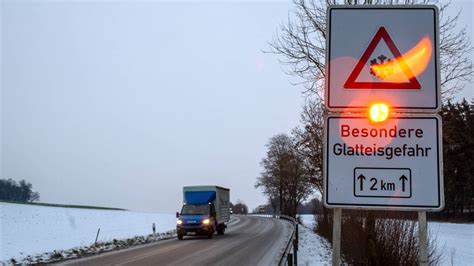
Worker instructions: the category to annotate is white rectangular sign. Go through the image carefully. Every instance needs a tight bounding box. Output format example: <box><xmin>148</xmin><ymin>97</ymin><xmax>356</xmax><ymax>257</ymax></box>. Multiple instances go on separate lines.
<box><xmin>325</xmin><ymin>6</ymin><xmax>440</xmax><ymax>112</ymax></box>
<box><xmin>323</xmin><ymin>114</ymin><xmax>443</xmax><ymax>210</ymax></box>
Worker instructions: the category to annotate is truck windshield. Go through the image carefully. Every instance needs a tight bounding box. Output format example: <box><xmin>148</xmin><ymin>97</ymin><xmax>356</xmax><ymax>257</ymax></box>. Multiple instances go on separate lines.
<box><xmin>181</xmin><ymin>204</ymin><xmax>209</xmax><ymax>215</ymax></box>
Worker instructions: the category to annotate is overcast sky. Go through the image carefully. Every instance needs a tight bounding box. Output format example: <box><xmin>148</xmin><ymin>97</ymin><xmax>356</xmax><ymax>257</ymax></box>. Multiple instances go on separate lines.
<box><xmin>1</xmin><ymin>0</ymin><xmax>472</xmax><ymax>213</ymax></box>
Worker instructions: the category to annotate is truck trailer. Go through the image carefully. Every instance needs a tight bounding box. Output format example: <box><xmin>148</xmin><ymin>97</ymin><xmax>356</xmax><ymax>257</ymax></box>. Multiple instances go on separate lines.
<box><xmin>176</xmin><ymin>186</ymin><xmax>230</xmax><ymax>239</ymax></box>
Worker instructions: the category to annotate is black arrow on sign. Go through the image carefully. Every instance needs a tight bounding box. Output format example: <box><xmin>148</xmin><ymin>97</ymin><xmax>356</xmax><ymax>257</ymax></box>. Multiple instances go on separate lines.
<box><xmin>399</xmin><ymin>175</ymin><xmax>408</xmax><ymax>192</ymax></box>
<box><xmin>357</xmin><ymin>174</ymin><xmax>366</xmax><ymax>191</ymax></box>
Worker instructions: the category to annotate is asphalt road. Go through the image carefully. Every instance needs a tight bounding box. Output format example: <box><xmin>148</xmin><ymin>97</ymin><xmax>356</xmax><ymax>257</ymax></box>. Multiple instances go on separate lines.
<box><xmin>65</xmin><ymin>215</ymin><xmax>292</xmax><ymax>266</ymax></box>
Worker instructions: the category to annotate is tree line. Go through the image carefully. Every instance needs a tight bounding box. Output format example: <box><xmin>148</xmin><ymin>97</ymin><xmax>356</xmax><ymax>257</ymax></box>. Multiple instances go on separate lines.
<box><xmin>230</xmin><ymin>200</ymin><xmax>249</xmax><ymax>215</ymax></box>
<box><xmin>439</xmin><ymin>99</ymin><xmax>474</xmax><ymax>219</ymax></box>
<box><xmin>0</xmin><ymin>178</ymin><xmax>40</xmax><ymax>202</ymax></box>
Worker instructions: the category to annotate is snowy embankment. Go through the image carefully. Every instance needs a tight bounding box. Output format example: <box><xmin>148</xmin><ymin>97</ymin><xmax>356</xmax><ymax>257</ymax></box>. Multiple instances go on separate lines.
<box><xmin>297</xmin><ymin>214</ymin><xmax>474</xmax><ymax>266</ymax></box>
<box><xmin>297</xmin><ymin>215</ymin><xmax>332</xmax><ymax>265</ymax></box>
<box><xmin>0</xmin><ymin>202</ymin><xmax>176</xmax><ymax>263</ymax></box>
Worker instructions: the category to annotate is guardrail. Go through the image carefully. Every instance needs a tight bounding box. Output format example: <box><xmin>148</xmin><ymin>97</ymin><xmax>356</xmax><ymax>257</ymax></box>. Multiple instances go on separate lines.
<box><xmin>277</xmin><ymin>215</ymin><xmax>298</xmax><ymax>266</ymax></box>
<box><xmin>247</xmin><ymin>214</ymin><xmax>298</xmax><ymax>266</ymax></box>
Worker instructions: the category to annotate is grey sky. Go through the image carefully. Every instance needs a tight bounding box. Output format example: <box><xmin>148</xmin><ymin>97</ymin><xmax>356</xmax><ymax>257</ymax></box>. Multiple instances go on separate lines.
<box><xmin>1</xmin><ymin>0</ymin><xmax>472</xmax><ymax>213</ymax></box>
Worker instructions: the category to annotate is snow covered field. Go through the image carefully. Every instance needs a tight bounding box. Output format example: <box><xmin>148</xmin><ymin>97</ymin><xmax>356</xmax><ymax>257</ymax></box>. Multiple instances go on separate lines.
<box><xmin>1</xmin><ymin>205</ymin><xmax>471</xmax><ymax>265</ymax></box>
<box><xmin>297</xmin><ymin>214</ymin><xmax>474</xmax><ymax>266</ymax></box>
<box><xmin>430</xmin><ymin>222</ymin><xmax>474</xmax><ymax>265</ymax></box>
<box><xmin>0</xmin><ymin>202</ymin><xmax>175</xmax><ymax>262</ymax></box>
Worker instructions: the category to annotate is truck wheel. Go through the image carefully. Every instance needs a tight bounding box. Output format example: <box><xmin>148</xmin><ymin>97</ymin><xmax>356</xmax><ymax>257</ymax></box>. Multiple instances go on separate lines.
<box><xmin>217</xmin><ymin>225</ymin><xmax>224</xmax><ymax>235</ymax></box>
<box><xmin>178</xmin><ymin>234</ymin><xmax>183</xmax><ymax>240</ymax></box>
<box><xmin>208</xmin><ymin>232</ymin><xmax>213</xmax><ymax>239</ymax></box>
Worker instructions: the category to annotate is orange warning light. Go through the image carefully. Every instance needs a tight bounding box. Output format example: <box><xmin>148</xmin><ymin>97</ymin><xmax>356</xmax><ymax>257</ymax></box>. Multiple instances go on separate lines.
<box><xmin>370</xmin><ymin>37</ymin><xmax>432</xmax><ymax>83</ymax></box>
<box><xmin>369</xmin><ymin>103</ymin><xmax>389</xmax><ymax>123</ymax></box>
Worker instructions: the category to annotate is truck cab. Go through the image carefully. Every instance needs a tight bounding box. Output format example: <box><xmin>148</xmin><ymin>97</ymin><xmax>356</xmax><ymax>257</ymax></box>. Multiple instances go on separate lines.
<box><xmin>176</xmin><ymin>186</ymin><xmax>230</xmax><ymax>240</ymax></box>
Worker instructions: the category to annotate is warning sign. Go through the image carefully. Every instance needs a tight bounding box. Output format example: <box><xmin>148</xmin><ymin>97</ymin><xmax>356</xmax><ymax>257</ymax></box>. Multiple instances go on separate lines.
<box><xmin>344</xmin><ymin>26</ymin><xmax>421</xmax><ymax>90</ymax></box>
<box><xmin>326</xmin><ymin>6</ymin><xmax>440</xmax><ymax>112</ymax></box>
<box><xmin>323</xmin><ymin>114</ymin><xmax>444</xmax><ymax>210</ymax></box>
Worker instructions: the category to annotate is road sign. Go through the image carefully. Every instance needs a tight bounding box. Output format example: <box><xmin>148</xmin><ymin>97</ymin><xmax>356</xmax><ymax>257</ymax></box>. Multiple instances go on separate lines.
<box><xmin>323</xmin><ymin>114</ymin><xmax>443</xmax><ymax>210</ymax></box>
<box><xmin>326</xmin><ymin>6</ymin><xmax>440</xmax><ymax>112</ymax></box>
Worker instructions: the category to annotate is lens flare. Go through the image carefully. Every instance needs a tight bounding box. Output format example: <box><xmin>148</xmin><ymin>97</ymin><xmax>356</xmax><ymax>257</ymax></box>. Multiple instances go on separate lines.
<box><xmin>370</xmin><ymin>103</ymin><xmax>389</xmax><ymax>123</ymax></box>
<box><xmin>370</xmin><ymin>37</ymin><xmax>432</xmax><ymax>82</ymax></box>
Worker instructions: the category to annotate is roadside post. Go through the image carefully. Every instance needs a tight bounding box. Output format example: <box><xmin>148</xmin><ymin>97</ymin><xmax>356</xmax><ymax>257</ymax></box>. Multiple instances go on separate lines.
<box><xmin>94</xmin><ymin>228</ymin><xmax>101</xmax><ymax>246</ymax></box>
<box><xmin>294</xmin><ymin>223</ymin><xmax>298</xmax><ymax>266</ymax></box>
<box><xmin>324</xmin><ymin>6</ymin><xmax>443</xmax><ymax>265</ymax></box>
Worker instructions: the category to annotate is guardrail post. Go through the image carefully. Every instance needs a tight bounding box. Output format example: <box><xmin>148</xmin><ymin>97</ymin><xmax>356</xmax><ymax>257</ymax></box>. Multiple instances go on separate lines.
<box><xmin>294</xmin><ymin>223</ymin><xmax>298</xmax><ymax>265</ymax></box>
<box><xmin>295</xmin><ymin>223</ymin><xmax>298</xmax><ymax>248</ymax></box>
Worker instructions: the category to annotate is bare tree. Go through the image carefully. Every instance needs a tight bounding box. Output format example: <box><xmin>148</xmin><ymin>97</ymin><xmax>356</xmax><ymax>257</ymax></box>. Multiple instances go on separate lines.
<box><xmin>232</xmin><ymin>199</ymin><xmax>249</xmax><ymax>214</ymax></box>
<box><xmin>255</xmin><ymin>134</ymin><xmax>313</xmax><ymax>217</ymax></box>
<box><xmin>293</xmin><ymin>100</ymin><xmax>325</xmax><ymax>193</ymax></box>
<box><xmin>270</xmin><ymin>0</ymin><xmax>473</xmax><ymax>100</ymax></box>
<box><xmin>292</xmin><ymin>99</ymin><xmax>329</xmax><ymax>222</ymax></box>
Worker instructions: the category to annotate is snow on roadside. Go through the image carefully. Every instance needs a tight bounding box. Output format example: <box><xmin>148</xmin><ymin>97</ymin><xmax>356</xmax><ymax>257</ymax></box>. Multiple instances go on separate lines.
<box><xmin>297</xmin><ymin>215</ymin><xmax>331</xmax><ymax>266</ymax></box>
<box><xmin>298</xmin><ymin>214</ymin><xmax>316</xmax><ymax>230</ymax></box>
<box><xmin>0</xmin><ymin>202</ymin><xmax>176</xmax><ymax>263</ymax></box>
<box><xmin>430</xmin><ymin>222</ymin><xmax>474</xmax><ymax>265</ymax></box>
<box><xmin>297</xmin><ymin>214</ymin><xmax>474</xmax><ymax>266</ymax></box>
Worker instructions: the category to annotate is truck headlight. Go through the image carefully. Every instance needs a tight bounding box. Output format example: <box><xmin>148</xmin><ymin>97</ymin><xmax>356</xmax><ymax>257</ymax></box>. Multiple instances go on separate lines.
<box><xmin>176</xmin><ymin>220</ymin><xmax>183</xmax><ymax>225</ymax></box>
<box><xmin>202</xmin><ymin>219</ymin><xmax>210</xmax><ymax>225</ymax></box>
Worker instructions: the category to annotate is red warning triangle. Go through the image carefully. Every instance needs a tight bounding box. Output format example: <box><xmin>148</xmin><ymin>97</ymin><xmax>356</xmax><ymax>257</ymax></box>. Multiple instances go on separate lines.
<box><xmin>344</xmin><ymin>27</ymin><xmax>421</xmax><ymax>90</ymax></box>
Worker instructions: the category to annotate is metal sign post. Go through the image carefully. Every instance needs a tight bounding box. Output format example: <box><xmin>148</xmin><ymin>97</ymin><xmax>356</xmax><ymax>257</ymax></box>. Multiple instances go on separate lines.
<box><xmin>332</xmin><ymin>208</ymin><xmax>341</xmax><ymax>266</ymax></box>
<box><xmin>418</xmin><ymin>211</ymin><xmax>428</xmax><ymax>266</ymax></box>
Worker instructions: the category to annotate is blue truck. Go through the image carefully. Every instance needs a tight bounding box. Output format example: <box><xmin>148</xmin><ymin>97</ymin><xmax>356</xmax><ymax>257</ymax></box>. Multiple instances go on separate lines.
<box><xmin>176</xmin><ymin>186</ymin><xmax>230</xmax><ymax>239</ymax></box>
